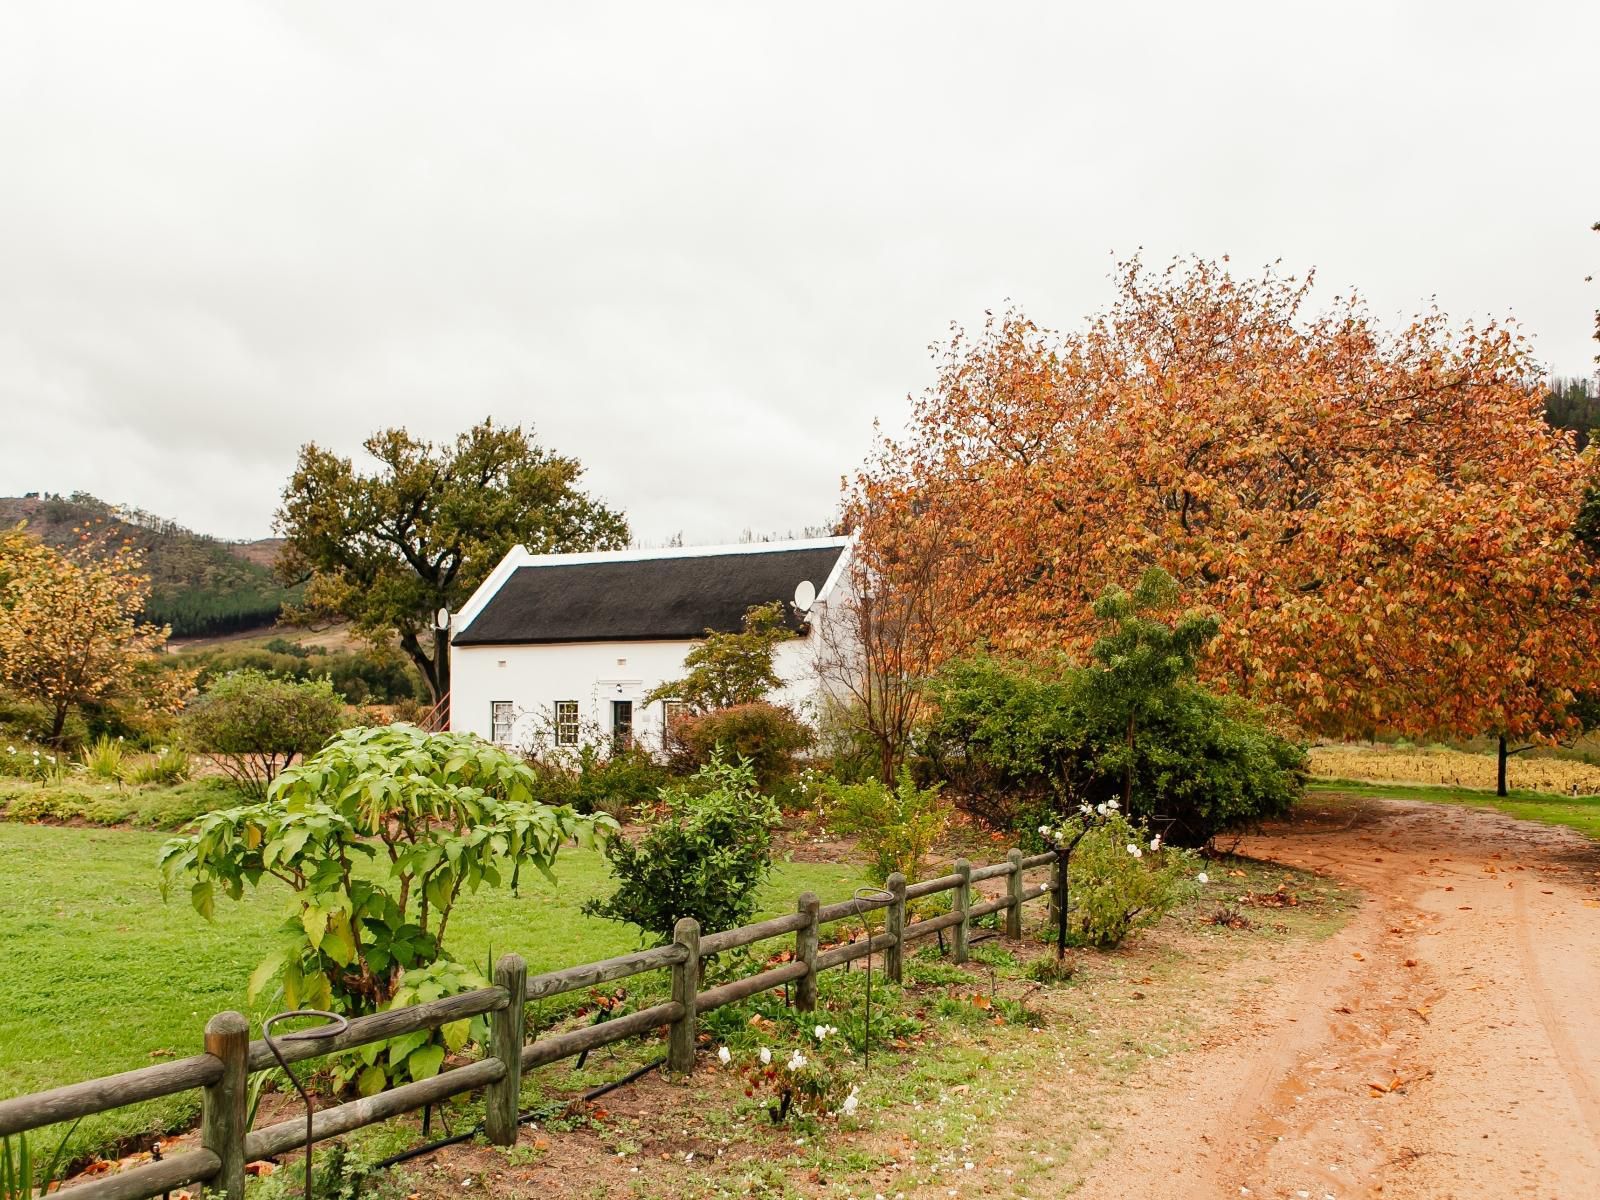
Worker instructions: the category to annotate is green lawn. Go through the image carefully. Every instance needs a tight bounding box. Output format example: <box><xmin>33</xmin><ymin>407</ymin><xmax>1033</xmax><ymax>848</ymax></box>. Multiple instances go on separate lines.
<box><xmin>1309</xmin><ymin>778</ymin><xmax>1600</xmax><ymax>840</ymax></box>
<box><xmin>0</xmin><ymin>820</ymin><xmax>864</xmax><ymax>1158</ymax></box>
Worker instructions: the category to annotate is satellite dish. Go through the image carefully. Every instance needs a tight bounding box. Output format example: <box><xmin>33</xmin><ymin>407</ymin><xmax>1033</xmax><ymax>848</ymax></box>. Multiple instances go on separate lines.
<box><xmin>435</xmin><ymin>607</ymin><xmax>451</xmax><ymax>631</ymax></box>
<box><xmin>793</xmin><ymin>580</ymin><xmax>816</xmax><ymax>613</ymax></box>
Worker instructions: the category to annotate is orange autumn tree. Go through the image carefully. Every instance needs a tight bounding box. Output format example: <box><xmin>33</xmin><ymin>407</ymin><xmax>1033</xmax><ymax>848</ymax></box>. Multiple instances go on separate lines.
<box><xmin>851</xmin><ymin>258</ymin><xmax>1600</xmax><ymax>748</ymax></box>
<box><xmin>0</xmin><ymin>527</ymin><xmax>192</xmax><ymax>742</ymax></box>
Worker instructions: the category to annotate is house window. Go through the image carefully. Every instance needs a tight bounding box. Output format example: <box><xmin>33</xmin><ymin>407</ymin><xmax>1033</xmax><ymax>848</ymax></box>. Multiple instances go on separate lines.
<box><xmin>611</xmin><ymin>700</ymin><xmax>634</xmax><ymax>751</ymax></box>
<box><xmin>555</xmin><ymin>701</ymin><xmax>580</xmax><ymax>747</ymax></box>
<box><xmin>490</xmin><ymin>701</ymin><xmax>515</xmax><ymax>745</ymax></box>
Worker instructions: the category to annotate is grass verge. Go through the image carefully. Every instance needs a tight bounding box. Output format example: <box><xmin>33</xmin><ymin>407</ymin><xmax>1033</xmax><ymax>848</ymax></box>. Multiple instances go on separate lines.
<box><xmin>0</xmin><ymin>821</ymin><xmax>864</xmax><ymax>1163</ymax></box>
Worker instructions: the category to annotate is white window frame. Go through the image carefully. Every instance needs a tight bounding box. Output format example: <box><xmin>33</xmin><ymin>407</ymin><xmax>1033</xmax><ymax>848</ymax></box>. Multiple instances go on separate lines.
<box><xmin>554</xmin><ymin>700</ymin><xmax>580</xmax><ymax>747</ymax></box>
<box><xmin>490</xmin><ymin>701</ymin><xmax>515</xmax><ymax>745</ymax></box>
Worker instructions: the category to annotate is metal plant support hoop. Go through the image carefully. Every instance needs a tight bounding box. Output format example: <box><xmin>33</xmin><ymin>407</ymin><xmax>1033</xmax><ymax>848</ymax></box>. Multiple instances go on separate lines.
<box><xmin>850</xmin><ymin>885</ymin><xmax>894</xmax><ymax>1072</ymax></box>
<box><xmin>262</xmin><ymin>1009</ymin><xmax>350</xmax><ymax>1200</ymax></box>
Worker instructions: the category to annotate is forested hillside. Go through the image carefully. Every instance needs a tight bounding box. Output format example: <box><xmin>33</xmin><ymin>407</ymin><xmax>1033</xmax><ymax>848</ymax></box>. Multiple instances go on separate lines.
<box><xmin>0</xmin><ymin>493</ymin><xmax>296</xmax><ymax>637</ymax></box>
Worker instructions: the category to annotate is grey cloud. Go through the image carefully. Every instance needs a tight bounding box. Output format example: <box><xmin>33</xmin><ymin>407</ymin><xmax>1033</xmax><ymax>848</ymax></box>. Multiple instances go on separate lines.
<box><xmin>1</xmin><ymin>1</ymin><xmax>1594</xmax><ymax>542</ymax></box>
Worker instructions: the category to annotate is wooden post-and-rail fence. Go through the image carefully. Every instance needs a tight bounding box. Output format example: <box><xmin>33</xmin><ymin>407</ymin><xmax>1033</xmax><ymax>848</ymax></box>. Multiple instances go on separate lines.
<box><xmin>0</xmin><ymin>848</ymin><xmax>1058</xmax><ymax>1200</ymax></box>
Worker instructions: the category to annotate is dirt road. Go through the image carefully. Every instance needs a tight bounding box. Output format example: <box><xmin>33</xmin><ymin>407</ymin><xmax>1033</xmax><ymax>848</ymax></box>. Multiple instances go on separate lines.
<box><xmin>1074</xmin><ymin>796</ymin><xmax>1600</xmax><ymax>1200</ymax></box>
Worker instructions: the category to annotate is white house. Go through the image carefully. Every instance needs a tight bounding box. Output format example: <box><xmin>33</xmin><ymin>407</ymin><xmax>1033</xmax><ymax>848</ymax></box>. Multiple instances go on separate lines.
<box><xmin>448</xmin><ymin>536</ymin><xmax>855</xmax><ymax>752</ymax></box>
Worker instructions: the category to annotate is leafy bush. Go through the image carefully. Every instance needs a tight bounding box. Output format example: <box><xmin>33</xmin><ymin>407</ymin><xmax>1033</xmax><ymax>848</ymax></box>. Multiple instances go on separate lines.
<box><xmin>526</xmin><ymin>742</ymin><xmax>669</xmax><ymax>820</ymax></box>
<box><xmin>0</xmin><ymin>743</ymin><xmax>67</xmax><ymax>785</ymax></box>
<box><xmin>1062</xmin><ymin>814</ymin><xmax>1197</xmax><ymax>948</ymax></box>
<box><xmin>826</xmin><ymin>766</ymin><xmax>950</xmax><ymax>884</ymax></box>
<box><xmin>919</xmin><ymin>572</ymin><xmax>1306</xmax><ymax>845</ymax></box>
<box><xmin>160</xmin><ymin>725</ymin><xmax>614</xmax><ymax>1093</ymax></box>
<box><xmin>179</xmin><ymin>669</ymin><xmax>346</xmax><ymax>798</ymax></box>
<box><xmin>79</xmin><ymin>734</ymin><xmax>127</xmax><ymax>782</ymax></box>
<box><xmin>667</xmin><ymin>701</ymin><xmax>814</xmax><ymax>791</ymax></box>
<box><xmin>918</xmin><ymin>653</ymin><xmax>1084</xmax><ymax>826</ymax></box>
<box><xmin>582</xmin><ymin>757</ymin><xmax>781</xmax><ymax>943</ymax></box>
<box><xmin>129</xmin><ymin>745</ymin><xmax>192</xmax><ymax>786</ymax></box>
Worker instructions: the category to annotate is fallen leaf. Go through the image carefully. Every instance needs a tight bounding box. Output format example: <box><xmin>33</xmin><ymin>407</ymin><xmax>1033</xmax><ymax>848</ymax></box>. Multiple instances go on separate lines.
<box><xmin>1352</xmin><ymin>952</ymin><xmax>1364</xmax><ymax>960</ymax></box>
<box><xmin>1404</xmin><ymin>959</ymin><xmax>1418</xmax><ymax>967</ymax></box>
<box><xmin>1413</xmin><ymin>1005</ymin><xmax>1431</xmax><ymax>1021</ymax></box>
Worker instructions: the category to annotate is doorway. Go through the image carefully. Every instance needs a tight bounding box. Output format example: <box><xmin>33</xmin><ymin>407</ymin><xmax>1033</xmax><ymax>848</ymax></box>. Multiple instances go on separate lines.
<box><xmin>611</xmin><ymin>699</ymin><xmax>634</xmax><ymax>751</ymax></box>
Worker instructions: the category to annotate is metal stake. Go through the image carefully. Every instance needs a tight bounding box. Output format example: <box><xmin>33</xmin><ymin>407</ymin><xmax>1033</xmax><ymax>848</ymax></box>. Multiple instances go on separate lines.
<box><xmin>851</xmin><ymin>886</ymin><xmax>893</xmax><ymax>1073</ymax></box>
<box><xmin>262</xmin><ymin>1009</ymin><xmax>350</xmax><ymax>1200</ymax></box>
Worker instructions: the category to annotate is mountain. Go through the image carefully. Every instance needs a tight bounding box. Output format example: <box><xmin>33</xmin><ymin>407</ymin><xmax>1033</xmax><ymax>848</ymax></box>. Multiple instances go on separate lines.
<box><xmin>0</xmin><ymin>493</ymin><xmax>299</xmax><ymax>638</ymax></box>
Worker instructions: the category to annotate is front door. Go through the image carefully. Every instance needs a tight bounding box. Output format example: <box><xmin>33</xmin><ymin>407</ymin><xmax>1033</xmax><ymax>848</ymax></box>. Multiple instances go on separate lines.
<box><xmin>611</xmin><ymin>699</ymin><xmax>634</xmax><ymax>751</ymax></box>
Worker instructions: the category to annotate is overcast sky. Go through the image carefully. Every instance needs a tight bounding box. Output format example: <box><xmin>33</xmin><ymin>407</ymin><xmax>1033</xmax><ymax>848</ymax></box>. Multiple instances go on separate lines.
<box><xmin>1</xmin><ymin>2</ymin><xmax>1595</xmax><ymax>544</ymax></box>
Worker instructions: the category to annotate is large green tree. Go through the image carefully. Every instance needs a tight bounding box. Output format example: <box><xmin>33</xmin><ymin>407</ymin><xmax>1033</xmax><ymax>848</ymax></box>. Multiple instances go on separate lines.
<box><xmin>277</xmin><ymin>420</ymin><xmax>628</xmax><ymax>702</ymax></box>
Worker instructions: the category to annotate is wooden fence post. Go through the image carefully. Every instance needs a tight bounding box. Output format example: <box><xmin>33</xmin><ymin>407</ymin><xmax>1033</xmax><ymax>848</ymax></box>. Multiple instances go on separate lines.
<box><xmin>794</xmin><ymin>891</ymin><xmax>819</xmax><ymax>1012</ymax></box>
<box><xmin>952</xmin><ymin>859</ymin><xmax>972</xmax><ymax>963</ymax></box>
<box><xmin>1005</xmin><ymin>849</ymin><xmax>1024</xmax><ymax>939</ymax></box>
<box><xmin>201</xmin><ymin>1011</ymin><xmax>249</xmax><ymax>1200</ymax></box>
<box><xmin>669</xmin><ymin>917</ymin><xmax>700</xmax><ymax>1076</ymax></box>
<box><xmin>1049</xmin><ymin>849</ymin><xmax>1063</xmax><ymax>927</ymax></box>
<box><xmin>485</xmin><ymin>953</ymin><xmax>526</xmax><ymax>1146</ymax></box>
<box><xmin>884</xmin><ymin>872</ymin><xmax>906</xmax><ymax>984</ymax></box>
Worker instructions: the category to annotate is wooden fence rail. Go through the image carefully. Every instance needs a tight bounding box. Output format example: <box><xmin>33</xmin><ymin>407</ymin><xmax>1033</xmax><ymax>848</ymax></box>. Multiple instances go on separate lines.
<box><xmin>0</xmin><ymin>846</ymin><xmax>1060</xmax><ymax>1200</ymax></box>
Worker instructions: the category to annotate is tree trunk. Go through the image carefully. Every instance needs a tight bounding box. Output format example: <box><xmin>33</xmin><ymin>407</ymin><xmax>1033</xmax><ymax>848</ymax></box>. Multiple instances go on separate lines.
<box><xmin>49</xmin><ymin>703</ymin><xmax>69</xmax><ymax>746</ymax></box>
<box><xmin>399</xmin><ymin>629</ymin><xmax>444</xmax><ymax>703</ymax></box>
<box><xmin>433</xmin><ymin>624</ymin><xmax>451</xmax><ymax>708</ymax></box>
<box><xmin>1497</xmin><ymin>733</ymin><xmax>1509</xmax><ymax>797</ymax></box>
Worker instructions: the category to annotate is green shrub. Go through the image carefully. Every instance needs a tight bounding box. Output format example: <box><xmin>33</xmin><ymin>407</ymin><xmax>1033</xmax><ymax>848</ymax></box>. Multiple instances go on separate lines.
<box><xmin>668</xmin><ymin>701</ymin><xmax>814</xmax><ymax>791</ymax></box>
<box><xmin>1063</xmin><ymin>814</ymin><xmax>1197</xmax><ymax>948</ymax></box>
<box><xmin>79</xmin><ymin>734</ymin><xmax>128</xmax><ymax>782</ymax></box>
<box><xmin>0</xmin><ymin>743</ymin><xmax>67</xmax><ymax>785</ymax></box>
<box><xmin>826</xmin><ymin>766</ymin><xmax>950</xmax><ymax>884</ymax></box>
<box><xmin>918</xmin><ymin>654</ymin><xmax>1084</xmax><ymax>828</ymax></box>
<box><xmin>130</xmin><ymin>745</ymin><xmax>192</xmax><ymax>786</ymax></box>
<box><xmin>179</xmin><ymin>669</ymin><xmax>346</xmax><ymax>798</ymax></box>
<box><xmin>920</xmin><ymin>573</ymin><xmax>1306</xmax><ymax>845</ymax></box>
<box><xmin>582</xmin><ymin>757</ymin><xmax>781</xmax><ymax>943</ymax></box>
<box><xmin>160</xmin><ymin>725</ymin><xmax>614</xmax><ymax>1094</ymax></box>
<box><xmin>527</xmin><ymin>742</ymin><xmax>669</xmax><ymax>820</ymax></box>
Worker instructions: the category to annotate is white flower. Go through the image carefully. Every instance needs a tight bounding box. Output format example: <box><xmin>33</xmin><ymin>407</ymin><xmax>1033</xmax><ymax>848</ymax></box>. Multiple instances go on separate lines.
<box><xmin>787</xmin><ymin>1050</ymin><xmax>807</xmax><ymax>1071</ymax></box>
<box><xmin>814</xmin><ymin>1024</ymin><xmax>828</xmax><ymax>1040</ymax></box>
<box><xmin>5</xmin><ymin>746</ymin><xmax>14</xmax><ymax>754</ymax></box>
<box><xmin>717</xmin><ymin>1045</ymin><xmax>731</xmax><ymax>1065</ymax></box>
<box><xmin>1079</xmin><ymin>802</ymin><xmax>1093</xmax><ymax>815</ymax></box>
<box><xmin>1106</xmin><ymin>799</ymin><xmax>1119</xmax><ymax>811</ymax></box>
<box><xmin>1095</xmin><ymin>802</ymin><xmax>1107</xmax><ymax>815</ymax></box>
<box><xmin>1126</xmin><ymin>844</ymin><xmax>1142</xmax><ymax>859</ymax></box>
<box><xmin>1197</xmin><ymin>872</ymin><xmax>1209</xmax><ymax>884</ymax></box>
<box><xmin>1150</xmin><ymin>835</ymin><xmax>1162</xmax><ymax>851</ymax></box>
<box><xmin>759</xmin><ymin>1047</ymin><xmax>772</xmax><ymax>1065</ymax></box>
<box><xmin>840</xmin><ymin>1086</ymin><xmax>860</xmax><ymax>1116</ymax></box>
<box><xmin>1037</xmin><ymin>824</ymin><xmax>1050</xmax><ymax>836</ymax></box>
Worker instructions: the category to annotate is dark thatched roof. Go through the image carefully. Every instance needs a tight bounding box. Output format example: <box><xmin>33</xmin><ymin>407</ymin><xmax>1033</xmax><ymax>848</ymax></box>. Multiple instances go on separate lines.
<box><xmin>452</xmin><ymin>543</ymin><xmax>848</xmax><ymax>645</ymax></box>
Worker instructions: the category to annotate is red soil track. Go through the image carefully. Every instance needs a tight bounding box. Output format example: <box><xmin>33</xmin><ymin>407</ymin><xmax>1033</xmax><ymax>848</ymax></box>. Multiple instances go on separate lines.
<box><xmin>1072</xmin><ymin>797</ymin><xmax>1600</xmax><ymax>1200</ymax></box>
